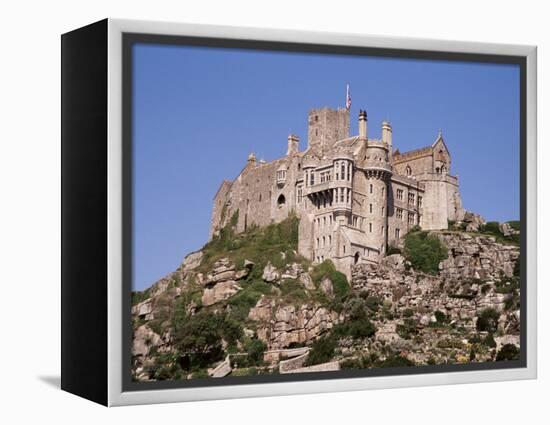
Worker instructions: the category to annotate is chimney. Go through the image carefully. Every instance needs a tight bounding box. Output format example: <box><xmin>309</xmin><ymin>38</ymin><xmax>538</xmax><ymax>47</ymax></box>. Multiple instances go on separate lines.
<box><xmin>287</xmin><ymin>134</ymin><xmax>299</xmax><ymax>156</ymax></box>
<box><xmin>247</xmin><ymin>152</ymin><xmax>257</xmax><ymax>164</ymax></box>
<box><xmin>382</xmin><ymin>121</ymin><xmax>392</xmax><ymax>146</ymax></box>
<box><xmin>358</xmin><ymin>110</ymin><xmax>368</xmax><ymax>139</ymax></box>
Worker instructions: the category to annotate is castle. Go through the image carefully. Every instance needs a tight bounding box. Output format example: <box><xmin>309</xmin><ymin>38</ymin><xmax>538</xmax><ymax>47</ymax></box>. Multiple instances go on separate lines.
<box><xmin>210</xmin><ymin>106</ymin><xmax>465</xmax><ymax>278</ymax></box>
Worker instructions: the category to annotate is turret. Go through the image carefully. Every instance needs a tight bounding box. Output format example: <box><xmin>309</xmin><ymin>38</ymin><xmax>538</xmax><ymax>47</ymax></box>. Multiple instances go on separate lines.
<box><xmin>286</xmin><ymin>134</ymin><xmax>299</xmax><ymax>156</ymax></box>
<box><xmin>382</xmin><ymin>120</ymin><xmax>393</xmax><ymax>159</ymax></box>
<box><xmin>358</xmin><ymin>110</ymin><xmax>368</xmax><ymax>139</ymax></box>
<box><xmin>382</xmin><ymin>121</ymin><xmax>392</xmax><ymax>146</ymax></box>
<box><xmin>247</xmin><ymin>152</ymin><xmax>256</xmax><ymax>164</ymax></box>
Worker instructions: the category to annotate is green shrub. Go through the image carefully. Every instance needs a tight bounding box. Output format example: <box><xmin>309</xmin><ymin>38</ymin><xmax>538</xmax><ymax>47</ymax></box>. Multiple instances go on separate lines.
<box><xmin>375</xmin><ymin>355</ymin><xmax>415</xmax><ymax>368</ymax></box>
<box><xmin>280</xmin><ymin>279</ymin><xmax>308</xmax><ymax>303</ymax></box>
<box><xmin>434</xmin><ymin>310</ymin><xmax>447</xmax><ymax>324</ymax></box>
<box><xmin>305</xmin><ymin>335</ymin><xmax>337</xmax><ymax>366</ymax></box>
<box><xmin>172</xmin><ymin>311</ymin><xmax>242</xmax><ymax>370</ymax></box>
<box><xmin>334</xmin><ymin>317</ymin><xmax>376</xmax><ymax>339</ymax></box>
<box><xmin>507</xmin><ymin>220</ymin><xmax>520</xmax><ymax>231</ymax></box>
<box><xmin>482</xmin><ymin>221</ymin><xmax>500</xmax><ymax>235</ymax></box>
<box><xmin>245</xmin><ymin>339</ymin><xmax>267</xmax><ymax>366</ymax></box>
<box><xmin>365</xmin><ymin>296</ymin><xmax>382</xmax><ymax>312</ymax></box>
<box><xmin>386</xmin><ymin>245</ymin><xmax>402</xmax><ymax>255</ymax></box>
<box><xmin>132</xmin><ymin>288</ymin><xmax>151</xmax><ymax>305</ymax></box>
<box><xmin>402</xmin><ymin>308</ymin><xmax>414</xmax><ymax>318</ymax></box>
<box><xmin>403</xmin><ymin>231</ymin><xmax>448</xmax><ymax>274</ymax></box>
<box><xmin>496</xmin><ymin>344</ymin><xmax>520</xmax><ymax>361</ymax></box>
<box><xmin>476</xmin><ymin>308</ymin><xmax>500</xmax><ymax>333</ymax></box>
<box><xmin>396</xmin><ymin>318</ymin><xmax>418</xmax><ymax>339</ymax></box>
<box><xmin>482</xmin><ymin>333</ymin><xmax>497</xmax><ymax>348</ymax></box>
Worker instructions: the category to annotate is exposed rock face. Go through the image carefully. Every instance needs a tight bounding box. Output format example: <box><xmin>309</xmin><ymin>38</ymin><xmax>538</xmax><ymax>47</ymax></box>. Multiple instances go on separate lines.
<box><xmin>182</xmin><ymin>251</ymin><xmax>203</xmax><ymax>271</ymax></box>
<box><xmin>350</xmin><ymin>232</ymin><xmax>520</xmax><ymax>365</ymax></box>
<box><xmin>202</xmin><ymin>280</ymin><xmax>242</xmax><ymax>306</ymax></box>
<box><xmin>320</xmin><ymin>277</ymin><xmax>334</xmax><ymax>297</ymax></box>
<box><xmin>132</xmin><ymin>299</ymin><xmax>153</xmax><ymax>320</ymax></box>
<box><xmin>437</xmin><ymin>232</ymin><xmax>519</xmax><ymax>281</ymax></box>
<box><xmin>132</xmin><ymin>228</ymin><xmax>520</xmax><ymax>381</ymax></box>
<box><xmin>462</xmin><ymin>211</ymin><xmax>486</xmax><ymax>232</ymax></box>
<box><xmin>249</xmin><ymin>300</ymin><xmax>340</xmax><ymax>350</ymax></box>
<box><xmin>132</xmin><ymin>325</ymin><xmax>162</xmax><ymax>357</ymax></box>
<box><xmin>262</xmin><ymin>262</ymin><xmax>280</xmax><ymax>283</ymax></box>
<box><xmin>499</xmin><ymin>222</ymin><xmax>520</xmax><ymax>237</ymax></box>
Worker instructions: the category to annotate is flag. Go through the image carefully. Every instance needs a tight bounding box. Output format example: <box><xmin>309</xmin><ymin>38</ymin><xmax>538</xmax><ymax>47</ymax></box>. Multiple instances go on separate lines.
<box><xmin>346</xmin><ymin>83</ymin><xmax>352</xmax><ymax>110</ymax></box>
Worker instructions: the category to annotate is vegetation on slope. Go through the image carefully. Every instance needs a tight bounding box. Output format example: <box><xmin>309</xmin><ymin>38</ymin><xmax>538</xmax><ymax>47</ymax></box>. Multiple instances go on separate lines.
<box><xmin>403</xmin><ymin>230</ymin><xmax>448</xmax><ymax>274</ymax></box>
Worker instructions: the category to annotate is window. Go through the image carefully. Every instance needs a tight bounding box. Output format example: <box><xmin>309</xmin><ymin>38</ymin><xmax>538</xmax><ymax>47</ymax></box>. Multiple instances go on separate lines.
<box><xmin>323</xmin><ymin>217</ymin><xmax>326</xmax><ymax>227</ymax></box>
<box><xmin>370</xmin><ymin>184</ymin><xmax>373</xmax><ymax>194</ymax></box>
<box><xmin>381</xmin><ymin>206</ymin><xmax>385</xmax><ymax>216</ymax></box>
<box><xmin>408</xmin><ymin>212</ymin><xmax>415</xmax><ymax>225</ymax></box>
<box><xmin>381</xmin><ymin>225</ymin><xmax>384</xmax><ymax>235</ymax></box>
<box><xmin>297</xmin><ymin>187</ymin><xmax>303</xmax><ymax>204</ymax></box>
<box><xmin>329</xmin><ymin>235</ymin><xmax>332</xmax><ymax>245</ymax></box>
<box><xmin>395</xmin><ymin>228</ymin><xmax>401</xmax><ymax>239</ymax></box>
<box><xmin>418</xmin><ymin>196</ymin><xmax>423</xmax><ymax>208</ymax></box>
<box><xmin>396</xmin><ymin>189</ymin><xmax>404</xmax><ymax>200</ymax></box>
<box><xmin>369</xmin><ymin>204</ymin><xmax>373</xmax><ymax>214</ymax></box>
<box><xmin>381</xmin><ymin>187</ymin><xmax>385</xmax><ymax>196</ymax></box>
<box><xmin>346</xmin><ymin>189</ymin><xmax>350</xmax><ymax>204</ymax></box>
<box><xmin>310</xmin><ymin>172</ymin><xmax>315</xmax><ymax>186</ymax></box>
<box><xmin>347</xmin><ymin>163</ymin><xmax>351</xmax><ymax>180</ymax></box>
<box><xmin>316</xmin><ymin>238</ymin><xmax>320</xmax><ymax>248</ymax></box>
<box><xmin>408</xmin><ymin>193</ymin><xmax>415</xmax><ymax>205</ymax></box>
<box><xmin>369</xmin><ymin>223</ymin><xmax>372</xmax><ymax>233</ymax></box>
<box><xmin>277</xmin><ymin>194</ymin><xmax>286</xmax><ymax>206</ymax></box>
<box><xmin>353</xmin><ymin>216</ymin><xmax>358</xmax><ymax>227</ymax></box>
<box><xmin>322</xmin><ymin>236</ymin><xmax>326</xmax><ymax>247</ymax></box>
<box><xmin>341</xmin><ymin>163</ymin><xmax>345</xmax><ymax>179</ymax></box>
<box><xmin>406</xmin><ymin>165</ymin><xmax>412</xmax><ymax>176</ymax></box>
<box><xmin>340</xmin><ymin>189</ymin><xmax>344</xmax><ymax>203</ymax></box>
<box><xmin>259</xmin><ymin>193</ymin><xmax>262</xmax><ymax>201</ymax></box>
<box><xmin>396</xmin><ymin>208</ymin><xmax>403</xmax><ymax>220</ymax></box>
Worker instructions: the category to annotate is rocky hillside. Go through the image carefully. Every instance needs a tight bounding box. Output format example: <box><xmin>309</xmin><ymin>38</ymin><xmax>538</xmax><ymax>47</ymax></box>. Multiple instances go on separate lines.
<box><xmin>131</xmin><ymin>215</ymin><xmax>521</xmax><ymax>381</ymax></box>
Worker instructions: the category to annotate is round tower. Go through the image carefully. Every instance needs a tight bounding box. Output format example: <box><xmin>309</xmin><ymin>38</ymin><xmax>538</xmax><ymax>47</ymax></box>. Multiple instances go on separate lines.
<box><xmin>363</xmin><ymin>140</ymin><xmax>392</xmax><ymax>258</ymax></box>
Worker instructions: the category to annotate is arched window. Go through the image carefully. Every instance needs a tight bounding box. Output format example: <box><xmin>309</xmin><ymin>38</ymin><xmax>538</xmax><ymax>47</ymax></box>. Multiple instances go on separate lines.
<box><xmin>277</xmin><ymin>194</ymin><xmax>286</xmax><ymax>206</ymax></box>
<box><xmin>441</xmin><ymin>165</ymin><xmax>447</xmax><ymax>174</ymax></box>
<box><xmin>406</xmin><ymin>165</ymin><xmax>412</xmax><ymax>176</ymax></box>
<box><xmin>354</xmin><ymin>252</ymin><xmax>360</xmax><ymax>265</ymax></box>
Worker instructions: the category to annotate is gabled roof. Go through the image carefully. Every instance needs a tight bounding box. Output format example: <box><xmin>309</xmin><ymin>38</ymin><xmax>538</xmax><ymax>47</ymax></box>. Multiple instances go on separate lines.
<box><xmin>432</xmin><ymin>132</ymin><xmax>449</xmax><ymax>153</ymax></box>
<box><xmin>393</xmin><ymin>145</ymin><xmax>432</xmax><ymax>162</ymax></box>
<box><xmin>341</xmin><ymin>226</ymin><xmax>369</xmax><ymax>247</ymax></box>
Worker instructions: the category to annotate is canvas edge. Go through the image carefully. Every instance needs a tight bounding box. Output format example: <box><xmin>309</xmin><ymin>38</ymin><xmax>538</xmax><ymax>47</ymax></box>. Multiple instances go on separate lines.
<box><xmin>106</xmin><ymin>18</ymin><xmax>537</xmax><ymax>407</ymax></box>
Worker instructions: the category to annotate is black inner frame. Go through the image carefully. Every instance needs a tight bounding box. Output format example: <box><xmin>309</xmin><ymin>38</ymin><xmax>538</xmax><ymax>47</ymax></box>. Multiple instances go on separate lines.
<box><xmin>122</xmin><ymin>32</ymin><xmax>527</xmax><ymax>392</ymax></box>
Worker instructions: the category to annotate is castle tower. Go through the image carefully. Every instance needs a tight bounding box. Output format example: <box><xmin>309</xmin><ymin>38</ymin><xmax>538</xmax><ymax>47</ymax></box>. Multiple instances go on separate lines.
<box><xmin>358</xmin><ymin>110</ymin><xmax>368</xmax><ymax>139</ymax></box>
<box><xmin>286</xmin><ymin>134</ymin><xmax>299</xmax><ymax>156</ymax></box>
<box><xmin>382</xmin><ymin>120</ymin><xmax>393</xmax><ymax>159</ymax></box>
<box><xmin>307</xmin><ymin>107</ymin><xmax>350</xmax><ymax>152</ymax></box>
<box><xmin>363</xmin><ymin>140</ymin><xmax>392</xmax><ymax>258</ymax></box>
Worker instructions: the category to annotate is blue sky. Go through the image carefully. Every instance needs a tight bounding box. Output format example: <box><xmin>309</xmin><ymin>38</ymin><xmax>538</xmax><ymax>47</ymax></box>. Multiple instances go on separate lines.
<box><xmin>132</xmin><ymin>43</ymin><xmax>520</xmax><ymax>290</ymax></box>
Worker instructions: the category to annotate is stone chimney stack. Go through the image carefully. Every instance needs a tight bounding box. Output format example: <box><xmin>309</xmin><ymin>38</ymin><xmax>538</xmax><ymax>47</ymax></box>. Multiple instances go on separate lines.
<box><xmin>287</xmin><ymin>134</ymin><xmax>299</xmax><ymax>156</ymax></box>
<box><xmin>382</xmin><ymin>121</ymin><xmax>392</xmax><ymax>145</ymax></box>
<box><xmin>358</xmin><ymin>110</ymin><xmax>368</xmax><ymax>139</ymax></box>
<box><xmin>247</xmin><ymin>152</ymin><xmax>257</xmax><ymax>164</ymax></box>
<box><xmin>382</xmin><ymin>121</ymin><xmax>393</xmax><ymax>157</ymax></box>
